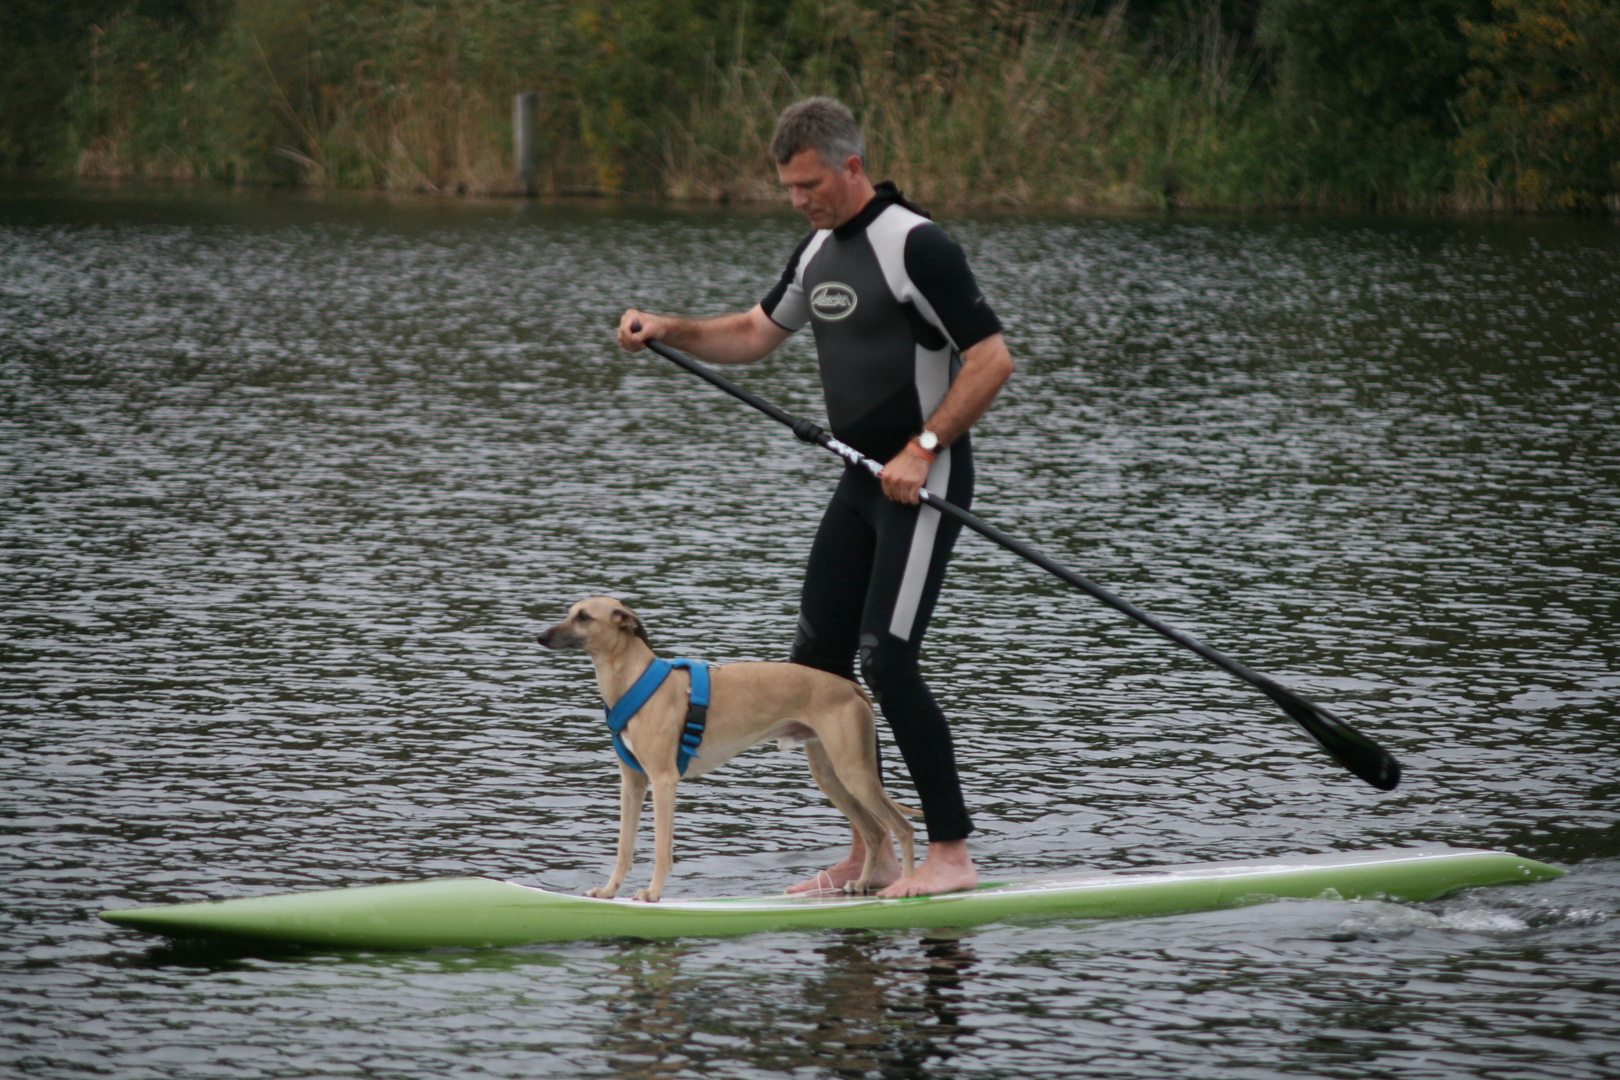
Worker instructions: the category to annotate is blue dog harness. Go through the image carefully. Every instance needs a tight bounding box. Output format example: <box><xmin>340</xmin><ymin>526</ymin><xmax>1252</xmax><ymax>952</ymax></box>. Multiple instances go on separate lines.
<box><xmin>602</xmin><ymin>658</ymin><xmax>711</xmax><ymax>776</ymax></box>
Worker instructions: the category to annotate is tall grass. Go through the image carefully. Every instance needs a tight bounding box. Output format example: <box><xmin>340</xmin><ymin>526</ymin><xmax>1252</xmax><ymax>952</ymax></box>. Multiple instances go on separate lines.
<box><xmin>43</xmin><ymin>0</ymin><xmax>1620</xmax><ymax>212</ymax></box>
<box><xmin>73</xmin><ymin>1</ymin><xmax>571</xmax><ymax>193</ymax></box>
<box><xmin>62</xmin><ymin>0</ymin><xmax>1276</xmax><ymax>209</ymax></box>
<box><xmin>586</xmin><ymin>0</ymin><xmax>1273</xmax><ymax>210</ymax></box>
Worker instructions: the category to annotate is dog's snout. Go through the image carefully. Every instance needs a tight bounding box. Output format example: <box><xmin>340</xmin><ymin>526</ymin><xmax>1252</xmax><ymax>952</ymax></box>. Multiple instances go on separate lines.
<box><xmin>537</xmin><ymin>620</ymin><xmax>584</xmax><ymax>650</ymax></box>
<box><xmin>538</xmin><ymin>598</ymin><xmax>622</xmax><ymax>653</ymax></box>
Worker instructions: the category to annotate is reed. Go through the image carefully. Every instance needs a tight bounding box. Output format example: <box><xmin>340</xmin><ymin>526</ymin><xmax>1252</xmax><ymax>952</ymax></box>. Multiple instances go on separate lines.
<box><xmin>58</xmin><ymin>0</ymin><xmax>1268</xmax><ymax>208</ymax></box>
<box><xmin>37</xmin><ymin>0</ymin><xmax>1620</xmax><ymax>212</ymax></box>
<box><xmin>580</xmin><ymin>0</ymin><xmax>1269</xmax><ymax>210</ymax></box>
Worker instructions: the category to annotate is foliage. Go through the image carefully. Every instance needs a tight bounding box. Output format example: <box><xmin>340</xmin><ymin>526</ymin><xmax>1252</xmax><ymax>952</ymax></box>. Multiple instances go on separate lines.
<box><xmin>1454</xmin><ymin>0</ymin><xmax>1620</xmax><ymax>209</ymax></box>
<box><xmin>1258</xmin><ymin>0</ymin><xmax>1493</xmax><ymax>207</ymax></box>
<box><xmin>1</xmin><ymin>0</ymin><xmax>136</xmax><ymax>167</ymax></box>
<box><xmin>1</xmin><ymin>0</ymin><xmax>1615</xmax><ymax>210</ymax></box>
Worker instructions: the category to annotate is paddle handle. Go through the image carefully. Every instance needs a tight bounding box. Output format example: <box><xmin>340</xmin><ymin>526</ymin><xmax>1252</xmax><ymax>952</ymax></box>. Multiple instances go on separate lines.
<box><xmin>634</xmin><ymin>332</ymin><xmax>1400</xmax><ymax>791</ymax></box>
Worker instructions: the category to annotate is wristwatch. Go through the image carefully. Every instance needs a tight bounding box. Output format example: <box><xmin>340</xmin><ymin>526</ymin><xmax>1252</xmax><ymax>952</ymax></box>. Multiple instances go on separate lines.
<box><xmin>916</xmin><ymin>429</ymin><xmax>942</xmax><ymax>455</ymax></box>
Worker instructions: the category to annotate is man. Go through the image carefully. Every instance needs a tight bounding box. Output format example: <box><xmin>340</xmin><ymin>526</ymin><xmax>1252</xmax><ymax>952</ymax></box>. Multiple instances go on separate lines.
<box><xmin>617</xmin><ymin>97</ymin><xmax>1012</xmax><ymax>898</ymax></box>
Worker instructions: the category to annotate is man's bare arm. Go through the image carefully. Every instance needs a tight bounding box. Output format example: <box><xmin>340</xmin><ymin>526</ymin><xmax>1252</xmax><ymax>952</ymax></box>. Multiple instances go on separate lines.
<box><xmin>880</xmin><ymin>332</ymin><xmax>1014</xmax><ymax>505</ymax></box>
<box><xmin>618</xmin><ymin>304</ymin><xmax>790</xmax><ymax>365</ymax></box>
<box><xmin>921</xmin><ymin>332</ymin><xmax>1014</xmax><ymax>446</ymax></box>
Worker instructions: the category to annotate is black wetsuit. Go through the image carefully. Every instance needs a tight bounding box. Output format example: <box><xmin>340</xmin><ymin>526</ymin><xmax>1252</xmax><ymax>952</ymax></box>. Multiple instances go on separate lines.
<box><xmin>761</xmin><ymin>183</ymin><xmax>1002</xmax><ymax>842</ymax></box>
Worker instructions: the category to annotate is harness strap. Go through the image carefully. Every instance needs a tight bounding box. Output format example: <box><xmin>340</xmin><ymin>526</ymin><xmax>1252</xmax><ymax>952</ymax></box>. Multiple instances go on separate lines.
<box><xmin>602</xmin><ymin>658</ymin><xmax>710</xmax><ymax>776</ymax></box>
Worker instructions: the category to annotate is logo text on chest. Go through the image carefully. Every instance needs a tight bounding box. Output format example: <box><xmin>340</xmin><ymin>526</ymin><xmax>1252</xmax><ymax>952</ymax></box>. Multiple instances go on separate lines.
<box><xmin>810</xmin><ymin>282</ymin><xmax>858</xmax><ymax>321</ymax></box>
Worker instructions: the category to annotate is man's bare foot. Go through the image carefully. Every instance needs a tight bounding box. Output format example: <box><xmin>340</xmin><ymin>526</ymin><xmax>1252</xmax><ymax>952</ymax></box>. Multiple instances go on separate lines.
<box><xmin>877</xmin><ymin>839</ymin><xmax>977</xmax><ymax>898</ymax></box>
<box><xmin>786</xmin><ymin>830</ymin><xmax>902</xmax><ymax>894</ymax></box>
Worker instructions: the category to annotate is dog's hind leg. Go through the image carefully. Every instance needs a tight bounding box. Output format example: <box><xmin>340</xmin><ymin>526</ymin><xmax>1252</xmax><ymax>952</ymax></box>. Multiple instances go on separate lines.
<box><xmin>587</xmin><ymin>765</ymin><xmax>648</xmax><ymax>899</ymax></box>
<box><xmin>841</xmin><ymin>774</ymin><xmax>916</xmax><ymax>883</ymax></box>
<box><xmin>864</xmin><ymin>787</ymin><xmax>917</xmax><ymax>881</ymax></box>
<box><xmin>803</xmin><ymin>737</ymin><xmax>894</xmax><ymax>893</ymax></box>
<box><xmin>812</xmin><ymin>711</ymin><xmax>918</xmax><ymax>883</ymax></box>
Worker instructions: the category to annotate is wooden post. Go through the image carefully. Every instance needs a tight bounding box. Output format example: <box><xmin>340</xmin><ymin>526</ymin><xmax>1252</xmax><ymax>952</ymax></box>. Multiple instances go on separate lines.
<box><xmin>513</xmin><ymin>91</ymin><xmax>539</xmax><ymax>196</ymax></box>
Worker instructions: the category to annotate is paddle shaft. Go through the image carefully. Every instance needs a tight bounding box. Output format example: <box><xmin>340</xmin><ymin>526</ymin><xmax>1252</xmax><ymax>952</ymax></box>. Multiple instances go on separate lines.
<box><xmin>637</xmin><ymin>336</ymin><xmax>1401</xmax><ymax>791</ymax></box>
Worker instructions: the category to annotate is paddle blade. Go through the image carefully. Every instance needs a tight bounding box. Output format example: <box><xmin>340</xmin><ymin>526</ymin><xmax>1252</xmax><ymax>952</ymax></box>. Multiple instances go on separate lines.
<box><xmin>1259</xmin><ymin>682</ymin><xmax>1401</xmax><ymax>790</ymax></box>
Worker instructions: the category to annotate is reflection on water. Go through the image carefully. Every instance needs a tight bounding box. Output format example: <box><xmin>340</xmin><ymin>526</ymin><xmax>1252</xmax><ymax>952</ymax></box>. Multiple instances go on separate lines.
<box><xmin>2</xmin><ymin>181</ymin><xmax>1618</xmax><ymax>1079</ymax></box>
<box><xmin>594</xmin><ymin>934</ymin><xmax>976</xmax><ymax>1079</ymax></box>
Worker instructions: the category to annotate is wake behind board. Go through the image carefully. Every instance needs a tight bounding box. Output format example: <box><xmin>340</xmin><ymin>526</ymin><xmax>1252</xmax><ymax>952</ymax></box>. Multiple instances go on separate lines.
<box><xmin>100</xmin><ymin>846</ymin><xmax>1561</xmax><ymax>950</ymax></box>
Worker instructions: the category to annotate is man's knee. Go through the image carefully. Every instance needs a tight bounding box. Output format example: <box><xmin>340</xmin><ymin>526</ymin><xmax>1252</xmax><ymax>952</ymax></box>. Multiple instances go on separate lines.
<box><xmin>858</xmin><ymin>633</ymin><xmax>920</xmax><ymax>700</ymax></box>
<box><xmin>789</xmin><ymin>613</ymin><xmax>853</xmax><ymax>680</ymax></box>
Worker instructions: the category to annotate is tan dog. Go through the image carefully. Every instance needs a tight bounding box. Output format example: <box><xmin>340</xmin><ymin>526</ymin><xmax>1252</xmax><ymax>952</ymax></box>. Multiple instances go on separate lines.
<box><xmin>538</xmin><ymin>596</ymin><xmax>916</xmax><ymax>902</ymax></box>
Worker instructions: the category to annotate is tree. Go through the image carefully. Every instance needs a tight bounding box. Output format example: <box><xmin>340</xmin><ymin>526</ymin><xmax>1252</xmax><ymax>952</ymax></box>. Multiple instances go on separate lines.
<box><xmin>1455</xmin><ymin>0</ymin><xmax>1620</xmax><ymax>209</ymax></box>
<box><xmin>1258</xmin><ymin>0</ymin><xmax>1491</xmax><ymax>205</ymax></box>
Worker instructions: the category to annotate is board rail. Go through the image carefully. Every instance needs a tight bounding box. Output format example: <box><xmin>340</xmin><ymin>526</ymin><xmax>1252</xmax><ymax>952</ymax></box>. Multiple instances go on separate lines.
<box><xmin>99</xmin><ymin>846</ymin><xmax>1563</xmax><ymax>949</ymax></box>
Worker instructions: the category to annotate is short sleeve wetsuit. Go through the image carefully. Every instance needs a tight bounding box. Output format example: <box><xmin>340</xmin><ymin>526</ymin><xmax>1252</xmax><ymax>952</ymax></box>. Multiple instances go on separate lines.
<box><xmin>760</xmin><ymin>182</ymin><xmax>1002</xmax><ymax>843</ymax></box>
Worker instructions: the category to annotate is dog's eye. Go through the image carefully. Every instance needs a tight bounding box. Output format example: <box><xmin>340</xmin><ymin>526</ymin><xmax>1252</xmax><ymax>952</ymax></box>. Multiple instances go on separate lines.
<box><xmin>575</xmin><ymin>612</ymin><xmax>593</xmax><ymax>623</ymax></box>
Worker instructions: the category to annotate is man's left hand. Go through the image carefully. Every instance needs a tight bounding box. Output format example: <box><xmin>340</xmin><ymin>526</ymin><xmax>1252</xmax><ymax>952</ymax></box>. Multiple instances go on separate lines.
<box><xmin>880</xmin><ymin>446</ymin><xmax>931</xmax><ymax>506</ymax></box>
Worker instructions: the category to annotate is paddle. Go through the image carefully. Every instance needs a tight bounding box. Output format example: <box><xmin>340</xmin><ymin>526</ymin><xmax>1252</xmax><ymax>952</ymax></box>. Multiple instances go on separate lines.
<box><xmin>632</xmin><ymin>330</ymin><xmax>1401</xmax><ymax>792</ymax></box>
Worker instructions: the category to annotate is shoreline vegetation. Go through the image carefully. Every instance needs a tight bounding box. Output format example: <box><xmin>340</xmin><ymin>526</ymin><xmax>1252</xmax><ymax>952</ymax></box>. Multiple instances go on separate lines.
<box><xmin>3</xmin><ymin>1</ymin><xmax>1617</xmax><ymax>214</ymax></box>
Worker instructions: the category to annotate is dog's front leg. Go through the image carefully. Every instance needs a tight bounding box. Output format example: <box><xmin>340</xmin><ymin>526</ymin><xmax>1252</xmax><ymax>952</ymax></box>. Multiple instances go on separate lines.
<box><xmin>636</xmin><ymin>771</ymin><xmax>679</xmax><ymax>902</ymax></box>
<box><xmin>587</xmin><ymin>765</ymin><xmax>648</xmax><ymax>899</ymax></box>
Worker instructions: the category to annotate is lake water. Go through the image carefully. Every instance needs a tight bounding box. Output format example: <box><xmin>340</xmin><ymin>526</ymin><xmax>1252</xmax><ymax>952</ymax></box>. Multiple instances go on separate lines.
<box><xmin>2</xmin><ymin>181</ymin><xmax>1617</xmax><ymax>1079</ymax></box>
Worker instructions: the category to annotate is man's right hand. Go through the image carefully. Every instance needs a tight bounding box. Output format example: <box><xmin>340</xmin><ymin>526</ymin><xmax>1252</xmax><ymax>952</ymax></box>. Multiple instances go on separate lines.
<box><xmin>615</xmin><ymin>304</ymin><xmax>790</xmax><ymax>365</ymax></box>
<box><xmin>617</xmin><ymin>309</ymin><xmax>667</xmax><ymax>352</ymax></box>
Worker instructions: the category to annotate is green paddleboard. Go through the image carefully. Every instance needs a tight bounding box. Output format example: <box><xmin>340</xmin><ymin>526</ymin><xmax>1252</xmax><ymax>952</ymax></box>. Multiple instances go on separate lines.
<box><xmin>99</xmin><ymin>846</ymin><xmax>1562</xmax><ymax>950</ymax></box>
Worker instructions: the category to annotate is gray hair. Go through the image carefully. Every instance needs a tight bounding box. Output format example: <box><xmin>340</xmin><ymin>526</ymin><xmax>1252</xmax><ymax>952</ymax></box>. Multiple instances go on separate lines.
<box><xmin>770</xmin><ymin>97</ymin><xmax>866</xmax><ymax>168</ymax></box>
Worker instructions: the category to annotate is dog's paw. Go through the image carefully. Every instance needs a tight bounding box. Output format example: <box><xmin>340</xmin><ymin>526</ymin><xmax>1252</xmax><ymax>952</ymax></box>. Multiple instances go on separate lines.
<box><xmin>633</xmin><ymin>887</ymin><xmax>661</xmax><ymax>903</ymax></box>
<box><xmin>584</xmin><ymin>885</ymin><xmax>618</xmax><ymax>899</ymax></box>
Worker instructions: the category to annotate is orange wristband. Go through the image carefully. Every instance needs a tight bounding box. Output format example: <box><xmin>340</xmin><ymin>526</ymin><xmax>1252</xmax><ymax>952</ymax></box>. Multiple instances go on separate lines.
<box><xmin>905</xmin><ymin>439</ymin><xmax>937</xmax><ymax>465</ymax></box>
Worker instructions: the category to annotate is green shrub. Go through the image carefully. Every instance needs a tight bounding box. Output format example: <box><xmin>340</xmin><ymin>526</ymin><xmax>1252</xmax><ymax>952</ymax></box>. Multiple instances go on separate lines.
<box><xmin>12</xmin><ymin>0</ymin><xmax>1616</xmax><ymax>211</ymax></box>
<box><xmin>1258</xmin><ymin>0</ymin><xmax>1492</xmax><ymax>207</ymax></box>
<box><xmin>1455</xmin><ymin>0</ymin><xmax>1620</xmax><ymax>209</ymax></box>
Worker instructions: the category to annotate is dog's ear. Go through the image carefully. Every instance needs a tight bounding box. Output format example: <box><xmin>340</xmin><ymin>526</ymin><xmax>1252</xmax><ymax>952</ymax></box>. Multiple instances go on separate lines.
<box><xmin>611</xmin><ymin>606</ymin><xmax>650</xmax><ymax>644</ymax></box>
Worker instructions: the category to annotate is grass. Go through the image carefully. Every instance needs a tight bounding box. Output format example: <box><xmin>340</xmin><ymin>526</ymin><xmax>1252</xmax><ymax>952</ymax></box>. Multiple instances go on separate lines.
<box><xmin>45</xmin><ymin>0</ymin><xmax>1620</xmax><ymax>213</ymax></box>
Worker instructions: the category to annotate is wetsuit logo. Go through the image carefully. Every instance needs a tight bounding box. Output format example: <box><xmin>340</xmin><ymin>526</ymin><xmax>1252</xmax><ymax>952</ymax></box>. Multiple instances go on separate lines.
<box><xmin>810</xmin><ymin>282</ymin><xmax>858</xmax><ymax>321</ymax></box>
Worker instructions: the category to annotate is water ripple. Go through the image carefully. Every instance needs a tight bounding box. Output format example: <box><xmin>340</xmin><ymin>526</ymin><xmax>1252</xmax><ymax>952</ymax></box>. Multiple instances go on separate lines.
<box><xmin>3</xmin><ymin>186</ymin><xmax>1618</xmax><ymax>1079</ymax></box>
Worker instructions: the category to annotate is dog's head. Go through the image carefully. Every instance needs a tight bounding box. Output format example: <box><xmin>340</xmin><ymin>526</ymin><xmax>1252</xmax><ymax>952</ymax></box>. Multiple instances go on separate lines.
<box><xmin>537</xmin><ymin>596</ymin><xmax>650</xmax><ymax>654</ymax></box>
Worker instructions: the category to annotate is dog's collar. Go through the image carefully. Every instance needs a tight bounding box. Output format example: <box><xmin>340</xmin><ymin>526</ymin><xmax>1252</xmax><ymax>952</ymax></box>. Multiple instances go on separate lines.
<box><xmin>603</xmin><ymin>658</ymin><xmax>711</xmax><ymax>776</ymax></box>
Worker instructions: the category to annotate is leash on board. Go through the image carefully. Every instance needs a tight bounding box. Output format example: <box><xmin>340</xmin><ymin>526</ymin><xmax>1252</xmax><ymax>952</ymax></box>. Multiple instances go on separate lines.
<box><xmin>631</xmin><ymin>327</ymin><xmax>1401</xmax><ymax>792</ymax></box>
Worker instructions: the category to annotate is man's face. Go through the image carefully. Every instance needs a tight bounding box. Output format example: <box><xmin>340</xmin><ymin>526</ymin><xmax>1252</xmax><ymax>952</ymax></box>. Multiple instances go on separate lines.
<box><xmin>777</xmin><ymin>148</ymin><xmax>864</xmax><ymax>230</ymax></box>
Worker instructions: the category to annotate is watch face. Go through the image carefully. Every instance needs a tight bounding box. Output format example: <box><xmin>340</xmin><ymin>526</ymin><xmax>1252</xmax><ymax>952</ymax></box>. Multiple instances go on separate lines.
<box><xmin>918</xmin><ymin>431</ymin><xmax>941</xmax><ymax>452</ymax></box>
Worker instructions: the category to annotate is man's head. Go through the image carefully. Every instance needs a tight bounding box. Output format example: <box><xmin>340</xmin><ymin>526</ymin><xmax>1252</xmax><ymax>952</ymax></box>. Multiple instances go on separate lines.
<box><xmin>771</xmin><ymin>97</ymin><xmax>875</xmax><ymax>231</ymax></box>
<box><xmin>771</xmin><ymin>97</ymin><xmax>866</xmax><ymax>171</ymax></box>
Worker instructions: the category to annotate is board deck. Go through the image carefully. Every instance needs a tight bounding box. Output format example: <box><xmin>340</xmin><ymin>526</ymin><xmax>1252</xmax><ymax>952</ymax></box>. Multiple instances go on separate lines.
<box><xmin>99</xmin><ymin>846</ymin><xmax>1562</xmax><ymax>949</ymax></box>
